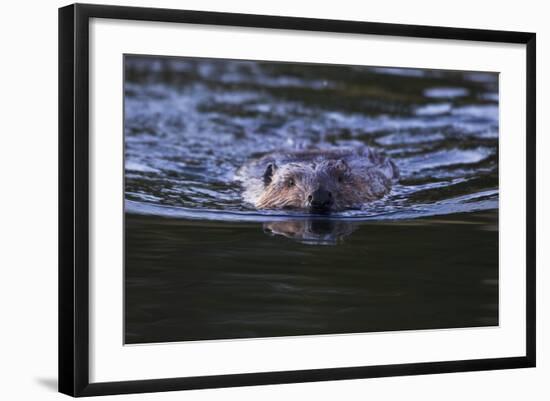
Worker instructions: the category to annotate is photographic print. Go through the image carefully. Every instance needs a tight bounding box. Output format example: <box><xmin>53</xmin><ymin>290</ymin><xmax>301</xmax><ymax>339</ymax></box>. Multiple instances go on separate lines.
<box><xmin>124</xmin><ymin>55</ymin><xmax>499</xmax><ymax>344</ymax></box>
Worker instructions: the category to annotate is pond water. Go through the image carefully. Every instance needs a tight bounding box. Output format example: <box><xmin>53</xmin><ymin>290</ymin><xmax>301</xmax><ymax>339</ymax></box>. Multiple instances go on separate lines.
<box><xmin>124</xmin><ymin>56</ymin><xmax>498</xmax><ymax>344</ymax></box>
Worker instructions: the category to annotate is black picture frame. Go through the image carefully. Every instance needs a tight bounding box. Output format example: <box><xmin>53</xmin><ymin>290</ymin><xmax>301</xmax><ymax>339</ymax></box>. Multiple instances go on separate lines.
<box><xmin>59</xmin><ymin>3</ymin><xmax>536</xmax><ymax>397</ymax></box>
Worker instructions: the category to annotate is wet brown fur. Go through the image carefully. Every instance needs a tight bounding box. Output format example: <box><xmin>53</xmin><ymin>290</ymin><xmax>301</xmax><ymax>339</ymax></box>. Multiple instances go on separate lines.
<box><xmin>237</xmin><ymin>147</ymin><xmax>398</xmax><ymax>212</ymax></box>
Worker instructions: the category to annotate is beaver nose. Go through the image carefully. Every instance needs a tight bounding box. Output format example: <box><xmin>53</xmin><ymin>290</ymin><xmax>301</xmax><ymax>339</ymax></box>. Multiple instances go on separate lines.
<box><xmin>307</xmin><ymin>188</ymin><xmax>333</xmax><ymax>211</ymax></box>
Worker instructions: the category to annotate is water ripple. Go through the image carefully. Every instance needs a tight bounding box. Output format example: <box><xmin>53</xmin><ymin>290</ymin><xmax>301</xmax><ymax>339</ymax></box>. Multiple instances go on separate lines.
<box><xmin>124</xmin><ymin>57</ymin><xmax>498</xmax><ymax>222</ymax></box>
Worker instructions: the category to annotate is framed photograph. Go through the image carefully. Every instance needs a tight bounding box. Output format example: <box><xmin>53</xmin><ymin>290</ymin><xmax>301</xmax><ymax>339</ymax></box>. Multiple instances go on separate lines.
<box><xmin>59</xmin><ymin>3</ymin><xmax>536</xmax><ymax>397</ymax></box>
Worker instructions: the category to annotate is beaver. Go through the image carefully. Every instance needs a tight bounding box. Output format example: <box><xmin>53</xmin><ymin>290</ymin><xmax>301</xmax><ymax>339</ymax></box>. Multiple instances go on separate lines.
<box><xmin>237</xmin><ymin>146</ymin><xmax>399</xmax><ymax>212</ymax></box>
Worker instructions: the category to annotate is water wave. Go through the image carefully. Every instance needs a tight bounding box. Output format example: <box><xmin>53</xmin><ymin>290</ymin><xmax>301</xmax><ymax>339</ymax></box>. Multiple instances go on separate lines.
<box><xmin>124</xmin><ymin>57</ymin><xmax>498</xmax><ymax>222</ymax></box>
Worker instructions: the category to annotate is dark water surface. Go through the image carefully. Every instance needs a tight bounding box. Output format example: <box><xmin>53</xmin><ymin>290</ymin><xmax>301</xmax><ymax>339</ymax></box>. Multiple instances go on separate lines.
<box><xmin>126</xmin><ymin>211</ymin><xmax>497</xmax><ymax>343</ymax></box>
<box><xmin>124</xmin><ymin>56</ymin><xmax>499</xmax><ymax>344</ymax></box>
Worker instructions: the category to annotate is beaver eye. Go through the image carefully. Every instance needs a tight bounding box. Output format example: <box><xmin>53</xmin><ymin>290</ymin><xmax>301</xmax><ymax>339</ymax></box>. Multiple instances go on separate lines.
<box><xmin>287</xmin><ymin>178</ymin><xmax>295</xmax><ymax>187</ymax></box>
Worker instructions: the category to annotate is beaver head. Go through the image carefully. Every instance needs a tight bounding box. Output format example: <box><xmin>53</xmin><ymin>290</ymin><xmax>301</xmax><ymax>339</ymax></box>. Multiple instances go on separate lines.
<box><xmin>256</xmin><ymin>159</ymin><xmax>363</xmax><ymax>212</ymax></box>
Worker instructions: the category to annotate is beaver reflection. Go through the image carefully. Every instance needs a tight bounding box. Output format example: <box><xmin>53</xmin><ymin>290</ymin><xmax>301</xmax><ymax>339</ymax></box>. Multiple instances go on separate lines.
<box><xmin>263</xmin><ymin>219</ymin><xmax>357</xmax><ymax>245</ymax></box>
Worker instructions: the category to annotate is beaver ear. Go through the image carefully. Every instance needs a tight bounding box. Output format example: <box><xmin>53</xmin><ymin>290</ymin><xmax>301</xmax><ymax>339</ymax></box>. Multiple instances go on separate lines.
<box><xmin>263</xmin><ymin>163</ymin><xmax>277</xmax><ymax>186</ymax></box>
<box><xmin>335</xmin><ymin>159</ymin><xmax>349</xmax><ymax>171</ymax></box>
